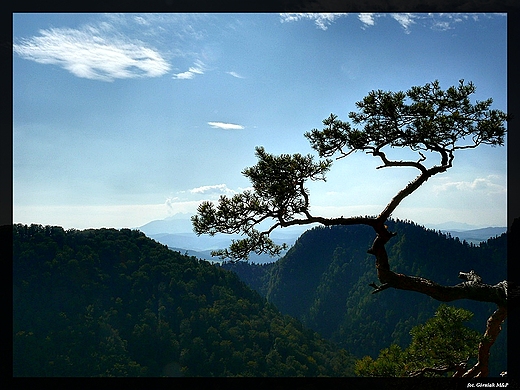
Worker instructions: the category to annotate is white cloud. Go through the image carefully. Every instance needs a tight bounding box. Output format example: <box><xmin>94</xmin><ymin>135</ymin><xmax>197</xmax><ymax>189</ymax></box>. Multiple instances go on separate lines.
<box><xmin>358</xmin><ymin>13</ymin><xmax>375</xmax><ymax>27</ymax></box>
<box><xmin>279</xmin><ymin>13</ymin><xmax>347</xmax><ymax>30</ymax></box>
<box><xmin>432</xmin><ymin>21</ymin><xmax>452</xmax><ymax>31</ymax></box>
<box><xmin>391</xmin><ymin>13</ymin><xmax>416</xmax><ymax>33</ymax></box>
<box><xmin>133</xmin><ymin>16</ymin><xmax>150</xmax><ymax>26</ymax></box>
<box><xmin>173</xmin><ymin>71</ymin><xmax>196</xmax><ymax>80</ymax></box>
<box><xmin>226</xmin><ymin>71</ymin><xmax>245</xmax><ymax>79</ymax></box>
<box><xmin>165</xmin><ymin>185</ymin><xmax>249</xmax><ymax>218</ymax></box>
<box><xmin>166</xmin><ymin>185</ymin><xmax>250</xmax><ymax>214</ymax></box>
<box><xmin>189</xmin><ymin>184</ymin><xmax>237</xmax><ymax>195</ymax></box>
<box><xmin>280</xmin><ymin>12</ymin><xmax>485</xmax><ymax>33</ymax></box>
<box><xmin>173</xmin><ymin>60</ymin><xmax>206</xmax><ymax>80</ymax></box>
<box><xmin>433</xmin><ymin>176</ymin><xmax>506</xmax><ymax>195</ymax></box>
<box><xmin>428</xmin><ymin>13</ymin><xmax>484</xmax><ymax>31</ymax></box>
<box><xmin>208</xmin><ymin>122</ymin><xmax>245</xmax><ymax>130</ymax></box>
<box><xmin>413</xmin><ymin>13</ymin><xmax>505</xmax><ymax>33</ymax></box>
<box><xmin>165</xmin><ymin>197</ymin><xmax>203</xmax><ymax>215</ymax></box>
<box><xmin>13</xmin><ymin>27</ymin><xmax>170</xmax><ymax>82</ymax></box>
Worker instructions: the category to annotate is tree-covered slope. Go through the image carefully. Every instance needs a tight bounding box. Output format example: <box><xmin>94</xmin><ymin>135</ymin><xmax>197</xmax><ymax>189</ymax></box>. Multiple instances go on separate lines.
<box><xmin>222</xmin><ymin>219</ymin><xmax>507</xmax><ymax>376</ymax></box>
<box><xmin>12</xmin><ymin>224</ymin><xmax>356</xmax><ymax>377</ymax></box>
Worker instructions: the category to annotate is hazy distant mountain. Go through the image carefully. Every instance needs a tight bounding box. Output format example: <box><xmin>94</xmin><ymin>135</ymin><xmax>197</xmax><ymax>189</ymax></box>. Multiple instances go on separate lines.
<box><xmin>151</xmin><ymin>232</ymin><xmax>295</xmax><ymax>264</ymax></box>
<box><xmin>424</xmin><ymin>221</ymin><xmax>483</xmax><ymax>231</ymax></box>
<box><xmin>169</xmin><ymin>247</ymin><xmax>280</xmax><ymax>264</ymax></box>
<box><xmin>139</xmin><ymin>215</ymin><xmax>308</xmax><ymax>263</ymax></box>
<box><xmin>141</xmin><ymin>217</ymin><xmax>505</xmax><ymax>237</ymax></box>
<box><xmin>148</xmin><ymin>232</ymin><xmax>238</xmax><ymax>252</ymax></box>
<box><xmin>139</xmin><ymin>214</ymin><xmax>309</xmax><ymax>235</ymax></box>
<box><xmin>140</xmin><ymin>216</ymin><xmax>505</xmax><ymax>260</ymax></box>
<box><xmin>138</xmin><ymin>214</ymin><xmax>195</xmax><ymax>235</ymax></box>
<box><xmin>441</xmin><ymin>227</ymin><xmax>507</xmax><ymax>245</ymax></box>
<box><xmin>421</xmin><ymin>222</ymin><xmax>506</xmax><ymax>245</ymax></box>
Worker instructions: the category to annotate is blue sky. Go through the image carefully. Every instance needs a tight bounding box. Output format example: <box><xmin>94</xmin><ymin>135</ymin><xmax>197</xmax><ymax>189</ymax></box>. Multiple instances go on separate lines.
<box><xmin>13</xmin><ymin>13</ymin><xmax>508</xmax><ymax>231</ymax></box>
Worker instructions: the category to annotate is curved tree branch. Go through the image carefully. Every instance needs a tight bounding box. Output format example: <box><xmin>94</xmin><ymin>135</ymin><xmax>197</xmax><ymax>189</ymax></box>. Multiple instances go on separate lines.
<box><xmin>367</xmin><ymin>222</ymin><xmax>508</xmax><ymax>378</ymax></box>
<box><xmin>408</xmin><ymin>361</ymin><xmax>468</xmax><ymax>378</ymax></box>
<box><xmin>462</xmin><ymin>306</ymin><xmax>508</xmax><ymax>378</ymax></box>
<box><xmin>192</xmin><ymin>80</ymin><xmax>510</xmax><ymax>377</ymax></box>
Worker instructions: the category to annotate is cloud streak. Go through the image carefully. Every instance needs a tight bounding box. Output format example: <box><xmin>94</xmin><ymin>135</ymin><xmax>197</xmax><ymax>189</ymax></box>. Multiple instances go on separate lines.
<box><xmin>164</xmin><ymin>184</ymin><xmax>246</xmax><ymax>217</ymax></box>
<box><xmin>208</xmin><ymin>122</ymin><xmax>245</xmax><ymax>130</ymax></box>
<box><xmin>433</xmin><ymin>176</ymin><xmax>506</xmax><ymax>195</ymax></box>
<box><xmin>390</xmin><ymin>13</ymin><xmax>416</xmax><ymax>33</ymax></box>
<box><xmin>189</xmin><ymin>184</ymin><xmax>237</xmax><ymax>195</ymax></box>
<box><xmin>13</xmin><ymin>27</ymin><xmax>170</xmax><ymax>82</ymax></box>
<box><xmin>283</xmin><ymin>13</ymin><xmax>505</xmax><ymax>33</ymax></box>
<box><xmin>226</xmin><ymin>71</ymin><xmax>245</xmax><ymax>79</ymax></box>
<box><xmin>280</xmin><ymin>13</ymin><xmax>347</xmax><ymax>30</ymax></box>
<box><xmin>165</xmin><ymin>197</ymin><xmax>203</xmax><ymax>215</ymax></box>
<box><xmin>357</xmin><ymin>13</ymin><xmax>416</xmax><ymax>32</ymax></box>
<box><xmin>173</xmin><ymin>60</ymin><xmax>206</xmax><ymax>80</ymax></box>
<box><xmin>358</xmin><ymin>13</ymin><xmax>376</xmax><ymax>27</ymax></box>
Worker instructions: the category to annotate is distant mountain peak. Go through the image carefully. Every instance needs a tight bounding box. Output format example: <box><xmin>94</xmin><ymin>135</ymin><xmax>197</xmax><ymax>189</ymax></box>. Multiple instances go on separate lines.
<box><xmin>424</xmin><ymin>221</ymin><xmax>482</xmax><ymax>231</ymax></box>
<box><xmin>138</xmin><ymin>216</ymin><xmax>195</xmax><ymax>235</ymax></box>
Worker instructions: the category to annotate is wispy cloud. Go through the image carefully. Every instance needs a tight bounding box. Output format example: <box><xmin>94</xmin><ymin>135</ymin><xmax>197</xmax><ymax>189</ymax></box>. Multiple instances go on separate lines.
<box><xmin>165</xmin><ymin>184</ymin><xmax>244</xmax><ymax>215</ymax></box>
<box><xmin>132</xmin><ymin>15</ymin><xmax>150</xmax><ymax>26</ymax></box>
<box><xmin>226</xmin><ymin>71</ymin><xmax>245</xmax><ymax>79</ymax></box>
<box><xmin>428</xmin><ymin>13</ymin><xmax>470</xmax><ymax>31</ymax></box>
<box><xmin>358</xmin><ymin>13</ymin><xmax>376</xmax><ymax>28</ymax></box>
<box><xmin>433</xmin><ymin>176</ymin><xmax>506</xmax><ymax>195</ymax></box>
<box><xmin>165</xmin><ymin>197</ymin><xmax>203</xmax><ymax>216</ymax></box>
<box><xmin>280</xmin><ymin>13</ymin><xmax>347</xmax><ymax>30</ymax></box>
<box><xmin>208</xmin><ymin>122</ymin><xmax>245</xmax><ymax>130</ymax></box>
<box><xmin>282</xmin><ymin>13</ymin><xmax>505</xmax><ymax>33</ymax></box>
<box><xmin>189</xmin><ymin>184</ymin><xmax>237</xmax><ymax>195</ymax></box>
<box><xmin>172</xmin><ymin>59</ymin><xmax>206</xmax><ymax>80</ymax></box>
<box><xmin>13</xmin><ymin>27</ymin><xmax>170</xmax><ymax>82</ymax></box>
<box><xmin>390</xmin><ymin>13</ymin><xmax>416</xmax><ymax>33</ymax></box>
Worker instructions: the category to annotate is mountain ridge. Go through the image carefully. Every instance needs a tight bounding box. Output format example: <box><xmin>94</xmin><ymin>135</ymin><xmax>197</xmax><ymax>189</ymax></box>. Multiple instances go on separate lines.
<box><xmin>12</xmin><ymin>224</ymin><xmax>356</xmax><ymax>377</ymax></box>
<box><xmin>222</xmin><ymin>219</ymin><xmax>508</xmax><ymax>376</ymax></box>
<box><xmin>439</xmin><ymin>226</ymin><xmax>507</xmax><ymax>244</ymax></box>
<box><xmin>139</xmin><ymin>216</ymin><xmax>308</xmax><ymax>263</ymax></box>
<box><xmin>138</xmin><ymin>216</ymin><xmax>505</xmax><ymax>261</ymax></box>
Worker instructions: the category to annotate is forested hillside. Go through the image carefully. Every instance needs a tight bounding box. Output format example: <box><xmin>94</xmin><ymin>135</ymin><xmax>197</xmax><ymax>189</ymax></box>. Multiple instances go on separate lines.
<box><xmin>12</xmin><ymin>224</ymin><xmax>356</xmax><ymax>377</ymax></box>
<box><xmin>222</xmin><ymin>219</ymin><xmax>508</xmax><ymax>376</ymax></box>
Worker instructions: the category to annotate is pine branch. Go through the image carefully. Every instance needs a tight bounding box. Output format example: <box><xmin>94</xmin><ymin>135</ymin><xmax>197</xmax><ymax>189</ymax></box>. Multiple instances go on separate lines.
<box><xmin>408</xmin><ymin>361</ymin><xmax>467</xmax><ymax>377</ymax></box>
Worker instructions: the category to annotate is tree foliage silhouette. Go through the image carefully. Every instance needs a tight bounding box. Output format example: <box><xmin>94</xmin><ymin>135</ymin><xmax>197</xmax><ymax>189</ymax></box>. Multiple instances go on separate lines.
<box><xmin>355</xmin><ymin>305</ymin><xmax>483</xmax><ymax>377</ymax></box>
<box><xmin>192</xmin><ymin>80</ymin><xmax>510</xmax><ymax>377</ymax></box>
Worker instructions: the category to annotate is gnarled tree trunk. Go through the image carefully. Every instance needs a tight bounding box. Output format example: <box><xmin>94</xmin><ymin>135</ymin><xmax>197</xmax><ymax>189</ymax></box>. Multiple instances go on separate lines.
<box><xmin>367</xmin><ymin>222</ymin><xmax>509</xmax><ymax>378</ymax></box>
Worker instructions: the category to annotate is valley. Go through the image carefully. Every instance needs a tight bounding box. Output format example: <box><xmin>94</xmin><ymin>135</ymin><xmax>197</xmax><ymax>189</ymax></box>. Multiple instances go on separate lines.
<box><xmin>11</xmin><ymin>218</ymin><xmax>510</xmax><ymax>377</ymax></box>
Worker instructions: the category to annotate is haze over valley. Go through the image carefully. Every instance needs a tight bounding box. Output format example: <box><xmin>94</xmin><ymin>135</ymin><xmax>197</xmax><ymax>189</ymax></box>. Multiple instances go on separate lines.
<box><xmin>137</xmin><ymin>214</ymin><xmax>507</xmax><ymax>262</ymax></box>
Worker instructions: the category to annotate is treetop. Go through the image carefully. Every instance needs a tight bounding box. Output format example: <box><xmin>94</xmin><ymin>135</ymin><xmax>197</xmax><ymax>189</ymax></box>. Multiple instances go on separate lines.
<box><xmin>306</xmin><ymin>80</ymin><xmax>507</xmax><ymax>163</ymax></box>
<box><xmin>192</xmin><ymin>80</ymin><xmax>508</xmax><ymax>261</ymax></box>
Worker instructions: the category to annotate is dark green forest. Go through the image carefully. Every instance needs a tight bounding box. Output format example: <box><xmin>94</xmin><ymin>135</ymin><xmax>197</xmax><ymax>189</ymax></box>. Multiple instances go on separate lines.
<box><xmin>12</xmin><ymin>224</ymin><xmax>356</xmax><ymax>377</ymax></box>
<box><xmin>222</xmin><ymin>219</ymin><xmax>508</xmax><ymax>376</ymax></box>
<box><xmin>11</xmin><ymin>219</ymin><xmax>509</xmax><ymax>377</ymax></box>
